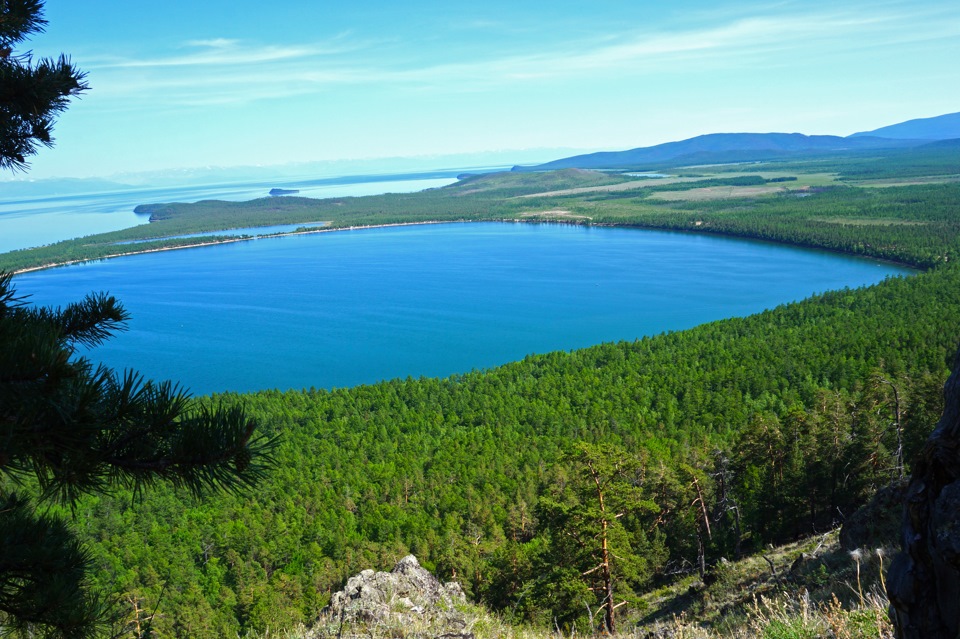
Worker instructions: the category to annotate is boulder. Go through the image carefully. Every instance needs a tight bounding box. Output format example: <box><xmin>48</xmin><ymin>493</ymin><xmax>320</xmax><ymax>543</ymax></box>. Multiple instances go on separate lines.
<box><xmin>839</xmin><ymin>480</ymin><xmax>907</xmax><ymax>551</ymax></box>
<box><xmin>326</xmin><ymin>555</ymin><xmax>467</xmax><ymax>627</ymax></box>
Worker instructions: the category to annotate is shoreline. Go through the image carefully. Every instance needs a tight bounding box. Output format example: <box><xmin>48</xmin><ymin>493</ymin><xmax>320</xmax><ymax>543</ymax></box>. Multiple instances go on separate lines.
<box><xmin>11</xmin><ymin>217</ymin><xmax>926</xmax><ymax>275</ymax></box>
<box><xmin>11</xmin><ymin>220</ymin><xmax>464</xmax><ymax>275</ymax></box>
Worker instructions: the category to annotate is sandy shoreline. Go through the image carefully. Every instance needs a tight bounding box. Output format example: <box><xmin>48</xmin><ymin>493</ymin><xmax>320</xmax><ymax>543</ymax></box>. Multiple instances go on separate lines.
<box><xmin>12</xmin><ymin>220</ymin><xmax>463</xmax><ymax>275</ymax></box>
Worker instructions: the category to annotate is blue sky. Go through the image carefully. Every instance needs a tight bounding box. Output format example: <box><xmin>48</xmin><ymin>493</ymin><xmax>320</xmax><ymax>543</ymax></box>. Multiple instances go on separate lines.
<box><xmin>14</xmin><ymin>0</ymin><xmax>960</xmax><ymax>178</ymax></box>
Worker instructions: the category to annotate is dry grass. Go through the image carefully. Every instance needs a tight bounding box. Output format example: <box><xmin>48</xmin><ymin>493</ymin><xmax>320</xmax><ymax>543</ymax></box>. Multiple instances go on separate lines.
<box><xmin>646</xmin><ymin>185</ymin><xmax>792</xmax><ymax>201</ymax></box>
<box><xmin>514</xmin><ymin>177</ymin><xmax>700</xmax><ymax>198</ymax></box>
<box><xmin>634</xmin><ymin>533</ymin><xmax>896</xmax><ymax>639</ymax></box>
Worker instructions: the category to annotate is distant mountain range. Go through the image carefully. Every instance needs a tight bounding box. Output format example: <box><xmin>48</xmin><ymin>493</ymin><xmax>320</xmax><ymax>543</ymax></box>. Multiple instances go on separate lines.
<box><xmin>514</xmin><ymin>111</ymin><xmax>960</xmax><ymax>172</ymax></box>
<box><xmin>850</xmin><ymin>111</ymin><xmax>960</xmax><ymax>140</ymax></box>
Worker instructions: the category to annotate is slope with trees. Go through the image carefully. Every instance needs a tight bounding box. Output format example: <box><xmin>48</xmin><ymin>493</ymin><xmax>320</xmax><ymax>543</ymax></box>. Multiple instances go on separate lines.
<box><xmin>37</xmin><ymin>260</ymin><xmax>956</xmax><ymax>635</ymax></box>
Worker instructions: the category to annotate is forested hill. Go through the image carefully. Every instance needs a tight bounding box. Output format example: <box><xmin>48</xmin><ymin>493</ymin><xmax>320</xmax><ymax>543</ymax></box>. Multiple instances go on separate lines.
<box><xmin>513</xmin><ymin>111</ymin><xmax>960</xmax><ymax>171</ymax></box>
<box><xmin>511</xmin><ymin>132</ymin><xmax>926</xmax><ymax>171</ymax></box>
<box><xmin>74</xmin><ymin>263</ymin><xmax>960</xmax><ymax>635</ymax></box>
<box><xmin>850</xmin><ymin>110</ymin><xmax>960</xmax><ymax>140</ymax></box>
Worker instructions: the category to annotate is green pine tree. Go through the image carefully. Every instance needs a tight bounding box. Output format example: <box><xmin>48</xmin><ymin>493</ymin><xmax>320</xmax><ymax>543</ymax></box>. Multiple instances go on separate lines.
<box><xmin>533</xmin><ymin>442</ymin><xmax>663</xmax><ymax>633</ymax></box>
<box><xmin>0</xmin><ymin>0</ymin><xmax>88</xmax><ymax>171</ymax></box>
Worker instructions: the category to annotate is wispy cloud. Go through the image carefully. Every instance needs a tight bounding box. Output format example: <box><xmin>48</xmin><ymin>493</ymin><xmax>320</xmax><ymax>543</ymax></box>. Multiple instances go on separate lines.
<box><xmin>351</xmin><ymin>5</ymin><xmax>959</xmax><ymax>89</ymax></box>
<box><xmin>184</xmin><ymin>38</ymin><xmax>241</xmax><ymax>49</ymax></box>
<box><xmin>462</xmin><ymin>6</ymin><xmax>959</xmax><ymax>80</ymax></box>
<box><xmin>85</xmin><ymin>33</ymin><xmax>364</xmax><ymax>70</ymax></box>
<box><xmin>82</xmin><ymin>3</ymin><xmax>960</xmax><ymax>109</ymax></box>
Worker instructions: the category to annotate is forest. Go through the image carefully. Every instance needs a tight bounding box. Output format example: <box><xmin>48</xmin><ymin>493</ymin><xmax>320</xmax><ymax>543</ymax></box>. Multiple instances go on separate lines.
<box><xmin>5</xmin><ymin>148</ymin><xmax>957</xmax><ymax>636</ymax></box>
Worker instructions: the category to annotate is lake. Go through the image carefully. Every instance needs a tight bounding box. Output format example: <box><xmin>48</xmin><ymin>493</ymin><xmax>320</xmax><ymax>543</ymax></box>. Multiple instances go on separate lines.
<box><xmin>14</xmin><ymin>222</ymin><xmax>913</xmax><ymax>395</ymax></box>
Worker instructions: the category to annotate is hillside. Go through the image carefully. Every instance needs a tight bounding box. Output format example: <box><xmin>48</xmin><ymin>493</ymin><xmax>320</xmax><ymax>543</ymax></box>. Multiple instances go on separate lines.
<box><xmin>247</xmin><ymin>529</ymin><xmax>894</xmax><ymax>639</ymax></box>
<box><xmin>66</xmin><ymin>262</ymin><xmax>960</xmax><ymax>634</ymax></box>
<box><xmin>512</xmin><ymin>133</ymin><xmax>922</xmax><ymax>171</ymax></box>
<box><xmin>513</xmin><ymin>111</ymin><xmax>960</xmax><ymax>172</ymax></box>
<box><xmin>850</xmin><ymin>111</ymin><xmax>960</xmax><ymax>140</ymax></box>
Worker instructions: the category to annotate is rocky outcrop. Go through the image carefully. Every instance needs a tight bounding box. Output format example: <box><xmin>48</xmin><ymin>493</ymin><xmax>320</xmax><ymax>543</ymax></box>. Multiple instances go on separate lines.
<box><xmin>325</xmin><ymin>555</ymin><xmax>467</xmax><ymax>630</ymax></box>
<box><xmin>888</xmin><ymin>346</ymin><xmax>960</xmax><ymax>638</ymax></box>
<box><xmin>840</xmin><ymin>480</ymin><xmax>907</xmax><ymax>551</ymax></box>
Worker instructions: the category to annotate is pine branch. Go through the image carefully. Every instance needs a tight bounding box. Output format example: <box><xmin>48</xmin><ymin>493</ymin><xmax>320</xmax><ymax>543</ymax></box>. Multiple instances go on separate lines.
<box><xmin>0</xmin><ymin>0</ymin><xmax>47</xmax><ymax>48</ymax></box>
<box><xmin>0</xmin><ymin>53</ymin><xmax>88</xmax><ymax>171</ymax></box>
<box><xmin>0</xmin><ymin>493</ymin><xmax>115</xmax><ymax>636</ymax></box>
<box><xmin>57</xmin><ymin>292</ymin><xmax>129</xmax><ymax>348</ymax></box>
<box><xmin>1</xmin><ymin>252</ymin><xmax>274</xmax><ymax>639</ymax></box>
<box><xmin>0</xmin><ymin>271</ymin><xmax>27</xmax><ymax>313</ymax></box>
<box><xmin>2</xmin><ymin>273</ymin><xmax>276</xmax><ymax>507</ymax></box>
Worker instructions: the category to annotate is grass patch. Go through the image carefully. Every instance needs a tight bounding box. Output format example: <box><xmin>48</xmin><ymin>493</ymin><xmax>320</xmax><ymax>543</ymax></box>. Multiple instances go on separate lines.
<box><xmin>647</xmin><ymin>185</ymin><xmax>791</xmax><ymax>201</ymax></box>
<box><xmin>630</xmin><ymin>529</ymin><xmax>896</xmax><ymax>638</ymax></box>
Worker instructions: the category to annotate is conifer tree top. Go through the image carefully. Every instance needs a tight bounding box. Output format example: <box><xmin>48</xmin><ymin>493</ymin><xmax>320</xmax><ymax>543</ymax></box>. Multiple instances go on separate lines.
<box><xmin>0</xmin><ymin>0</ymin><xmax>88</xmax><ymax>171</ymax></box>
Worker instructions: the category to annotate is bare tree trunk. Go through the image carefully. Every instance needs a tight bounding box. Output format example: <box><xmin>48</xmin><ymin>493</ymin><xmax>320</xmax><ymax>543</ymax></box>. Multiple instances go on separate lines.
<box><xmin>691</xmin><ymin>475</ymin><xmax>711</xmax><ymax>579</ymax></box>
<box><xmin>691</xmin><ymin>475</ymin><xmax>712</xmax><ymax>540</ymax></box>
<box><xmin>589</xmin><ymin>463</ymin><xmax>616</xmax><ymax>634</ymax></box>
<box><xmin>711</xmin><ymin>452</ymin><xmax>743</xmax><ymax>558</ymax></box>
<box><xmin>696</xmin><ymin>528</ymin><xmax>706</xmax><ymax>580</ymax></box>
<box><xmin>888</xmin><ymin>346</ymin><xmax>960</xmax><ymax>638</ymax></box>
<box><xmin>878</xmin><ymin>375</ymin><xmax>905</xmax><ymax>481</ymax></box>
<box><xmin>600</xmin><ymin>514</ymin><xmax>615</xmax><ymax>634</ymax></box>
<box><xmin>731</xmin><ymin>504</ymin><xmax>743</xmax><ymax>559</ymax></box>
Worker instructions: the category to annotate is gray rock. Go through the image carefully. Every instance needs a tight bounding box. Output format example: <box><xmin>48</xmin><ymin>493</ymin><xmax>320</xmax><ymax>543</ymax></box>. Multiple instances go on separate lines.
<box><xmin>889</xmin><ymin>346</ymin><xmax>960</xmax><ymax>639</ymax></box>
<box><xmin>326</xmin><ymin>555</ymin><xmax>467</xmax><ymax>626</ymax></box>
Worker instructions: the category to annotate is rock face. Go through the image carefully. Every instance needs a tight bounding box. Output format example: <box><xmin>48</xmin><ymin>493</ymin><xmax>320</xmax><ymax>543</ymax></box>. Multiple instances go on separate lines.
<box><xmin>840</xmin><ymin>480</ymin><xmax>907</xmax><ymax>551</ymax></box>
<box><xmin>326</xmin><ymin>555</ymin><xmax>467</xmax><ymax>627</ymax></box>
<box><xmin>888</xmin><ymin>346</ymin><xmax>960</xmax><ymax>638</ymax></box>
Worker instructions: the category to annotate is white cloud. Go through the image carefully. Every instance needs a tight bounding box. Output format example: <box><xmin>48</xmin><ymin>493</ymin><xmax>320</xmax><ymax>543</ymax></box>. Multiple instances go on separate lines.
<box><xmin>183</xmin><ymin>38</ymin><xmax>242</xmax><ymax>49</ymax></box>
<box><xmin>80</xmin><ymin>3</ymin><xmax>960</xmax><ymax>109</ymax></box>
<box><xmin>464</xmin><ymin>7</ymin><xmax>959</xmax><ymax>80</ymax></box>
<box><xmin>85</xmin><ymin>32</ymin><xmax>365</xmax><ymax>71</ymax></box>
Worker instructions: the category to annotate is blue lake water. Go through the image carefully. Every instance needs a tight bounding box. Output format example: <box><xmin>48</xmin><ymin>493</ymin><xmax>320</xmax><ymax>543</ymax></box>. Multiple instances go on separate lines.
<box><xmin>14</xmin><ymin>222</ymin><xmax>913</xmax><ymax>395</ymax></box>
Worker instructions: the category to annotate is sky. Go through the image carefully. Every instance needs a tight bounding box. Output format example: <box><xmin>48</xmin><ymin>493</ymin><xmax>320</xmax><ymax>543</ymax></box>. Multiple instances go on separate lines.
<box><xmin>11</xmin><ymin>0</ymin><xmax>960</xmax><ymax>179</ymax></box>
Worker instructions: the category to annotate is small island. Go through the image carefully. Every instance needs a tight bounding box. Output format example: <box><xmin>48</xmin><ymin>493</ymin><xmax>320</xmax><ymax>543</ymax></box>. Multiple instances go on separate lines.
<box><xmin>269</xmin><ymin>187</ymin><xmax>299</xmax><ymax>196</ymax></box>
